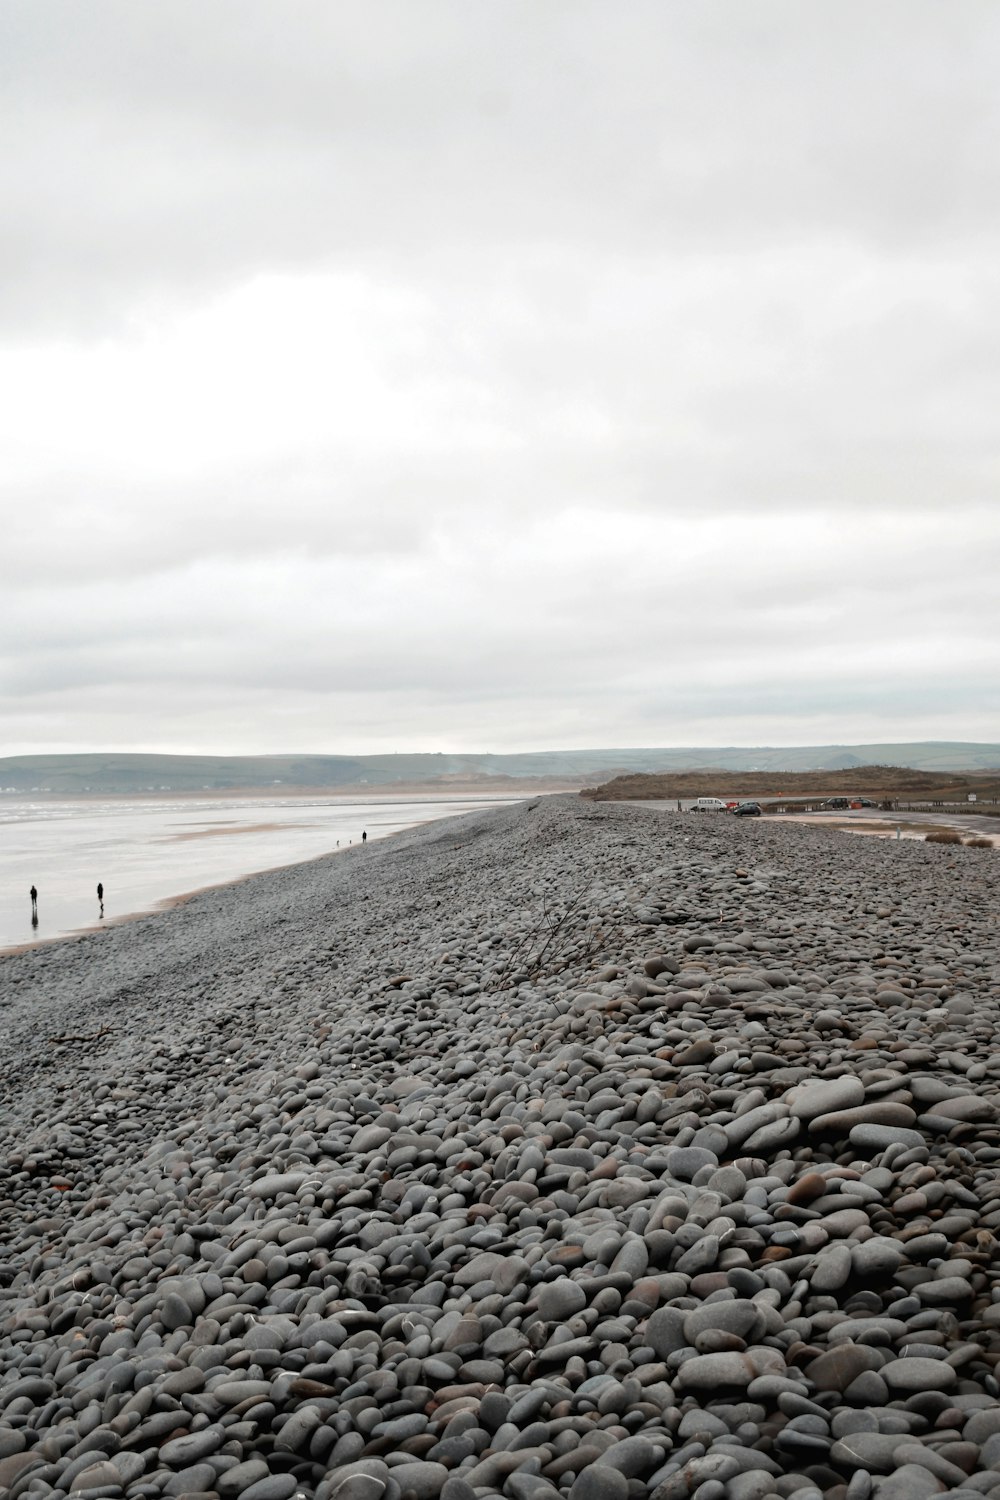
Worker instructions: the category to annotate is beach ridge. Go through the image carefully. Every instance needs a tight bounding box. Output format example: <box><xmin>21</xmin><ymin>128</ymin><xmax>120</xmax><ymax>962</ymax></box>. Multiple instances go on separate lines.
<box><xmin>2</xmin><ymin>795</ymin><xmax>1000</xmax><ymax>1498</ymax></box>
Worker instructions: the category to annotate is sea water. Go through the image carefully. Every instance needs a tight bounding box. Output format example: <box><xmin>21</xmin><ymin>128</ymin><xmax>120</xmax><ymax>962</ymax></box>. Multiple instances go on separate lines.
<box><xmin>0</xmin><ymin>794</ymin><xmax>511</xmax><ymax>954</ymax></box>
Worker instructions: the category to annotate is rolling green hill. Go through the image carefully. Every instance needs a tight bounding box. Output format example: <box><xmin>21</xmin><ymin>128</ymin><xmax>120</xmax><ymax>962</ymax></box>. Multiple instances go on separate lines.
<box><xmin>1</xmin><ymin>743</ymin><xmax>999</xmax><ymax>796</ymax></box>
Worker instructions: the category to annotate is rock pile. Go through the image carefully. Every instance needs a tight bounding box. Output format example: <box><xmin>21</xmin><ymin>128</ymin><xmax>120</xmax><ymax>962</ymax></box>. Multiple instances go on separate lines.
<box><xmin>2</xmin><ymin>796</ymin><xmax>1000</xmax><ymax>1500</ymax></box>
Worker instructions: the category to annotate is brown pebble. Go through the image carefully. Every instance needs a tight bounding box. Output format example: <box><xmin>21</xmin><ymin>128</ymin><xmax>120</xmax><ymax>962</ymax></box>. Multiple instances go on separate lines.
<box><xmin>694</xmin><ymin>1329</ymin><xmax>747</xmax><ymax>1353</ymax></box>
<box><xmin>673</xmin><ymin>1039</ymin><xmax>716</xmax><ymax>1066</ymax></box>
<box><xmin>894</xmin><ymin>1191</ymin><xmax>929</xmax><ymax>1214</ymax></box>
<box><xmin>689</xmin><ymin>1271</ymin><xmax>730</xmax><ymax>1297</ymax></box>
<box><xmin>935</xmin><ymin>1441</ymin><xmax>979</xmax><ymax>1473</ymax></box>
<box><xmin>787</xmin><ymin>1172</ymin><xmax>827</xmax><ymax>1205</ymax></box>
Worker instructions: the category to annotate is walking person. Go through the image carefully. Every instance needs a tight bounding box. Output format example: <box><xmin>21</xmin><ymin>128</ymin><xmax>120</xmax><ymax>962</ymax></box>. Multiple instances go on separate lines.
<box><xmin>97</xmin><ymin>881</ymin><xmax>104</xmax><ymax>917</ymax></box>
<box><xmin>30</xmin><ymin>884</ymin><xmax>38</xmax><ymax>927</ymax></box>
<box><xmin>362</xmin><ymin>830</ymin><xmax>367</xmax><ymax>845</ymax></box>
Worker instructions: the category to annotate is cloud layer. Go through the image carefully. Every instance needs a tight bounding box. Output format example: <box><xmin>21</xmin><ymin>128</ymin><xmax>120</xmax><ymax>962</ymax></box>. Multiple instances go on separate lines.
<box><xmin>2</xmin><ymin>1</ymin><xmax>999</xmax><ymax>753</ymax></box>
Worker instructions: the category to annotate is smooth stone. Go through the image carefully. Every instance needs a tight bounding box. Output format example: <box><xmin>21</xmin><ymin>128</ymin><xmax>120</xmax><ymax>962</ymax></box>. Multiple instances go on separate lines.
<box><xmin>844</xmin><ymin>1370</ymin><xmax>890</xmax><ymax>1405</ymax></box>
<box><xmin>928</xmin><ymin>1095</ymin><xmax>995</xmax><ymax>1121</ymax></box>
<box><xmin>537</xmin><ymin>1280</ymin><xmax>588</xmax><ymax>1322</ymax></box>
<box><xmin>241</xmin><ymin>1477</ymin><xmax>299</xmax><ymax>1500</ymax></box>
<box><xmin>163</xmin><ymin>1461</ymin><xmax>217</xmax><ymax>1495</ymax></box>
<box><xmin>871</xmin><ymin>1464</ymin><xmax>948</xmax><ymax>1499</ymax></box>
<box><xmin>816</xmin><ymin>1208</ymin><xmax>872</xmax><ymax>1237</ymax></box>
<box><xmin>723</xmin><ymin>1477</ymin><xmax>779</xmax><ymax>1500</ymax></box>
<box><xmin>160</xmin><ymin>1292</ymin><xmax>194</xmax><ymax>1331</ymax></box>
<box><xmin>805</xmin><ymin>1344</ymin><xmax>883</xmax><ymax>1393</ymax></box>
<box><xmin>880</xmin><ymin>1358</ymin><xmax>958</xmax><ymax>1393</ymax></box>
<box><xmin>724</xmin><ymin>1102</ymin><xmax>789</xmax><ymax>1150</ymax></box>
<box><xmin>217</xmin><ymin>1460</ymin><xmax>271</xmax><ymax>1497</ymax></box>
<box><xmin>441</xmin><ymin>1482</ymin><xmax>478</xmax><ymax>1500</ymax></box>
<box><xmin>787</xmin><ymin>1077</ymin><xmax>865</xmax><ymax>1121</ymax></box>
<box><xmin>810</xmin><ymin>1243</ymin><xmax>853</xmax><ymax>1292</ymax></box>
<box><xmin>742</xmin><ymin>1116</ymin><xmax>801</xmax><ymax>1153</ymax></box>
<box><xmin>808</xmin><ymin>1103</ymin><xmax>917</xmax><ymax>1133</ymax></box>
<box><xmin>893</xmin><ymin>1443</ymin><xmax>972</xmax><ymax>1486</ymax></box>
<box><xmin>674</xmin><ymin>1348</ymin><xmax>784</xmax><ymax>1391</ymax></box>
<box><xmin>209</xmin><ymin>1380</ymin><xmax>273</xmax><ymax>1404</ymax></box>
<box><xmin>592</xmin><ymin>1437</ymin><xmax>662</xmax><ymax>1476</ymax></box>
<box><xmin>665</xmin><ymin>1146</ymin><xmax>717</xmax><ymax>1179</ymax></box>
<box><xmin>829</xmin><ymin>1432</ymin><xmax>912</xmax><ymax>1471</ymax></box>
<box><xmin>69</xmin><ymin>1460</ymin><xmax>124</xmax><ymax>1491</ymax></box>
<box><xmin>914</xmin><ymin>1277</ymin><xmax>974</xmax><ymax>1305</ymax></box>
<box><xmin>644</xmin><ymin>1307</ymin><xmax>688</xmax><ymax>1358</ymax></box>
<box><xmin>569</xmin><ymin>1468</ymin><xmax>629</xmax><ymax>1500</ymax></box>
<box><xmin>963</xmin><ymin>1410</ymin><xmax>1000</xmax><ymax>1444</ymax></box>
<box><xmin>787</xmin><ymin>1172</ymin><xmax>827</xmax><ymax>1205</ymax></box>
<box><xmin>851</xmin><ymin>1237</ymin><xmax>904</xmax><ymax>1276</ymax></box>
<box><xmin>389</xmin><ymin>1462</ymin><xmax>449</xmax><ymax>1499</ymax></box>
<box><xmin>248</xmin><ymin>1172</ymin><xmax>309</xmax><ymax>1198</ymax></box>
<box><xmin>454</xmin><ymin>1253</ymin><xmax>529</xmax><ymax>1292</ymax></box>
<box><xmin>159</xmin><ymin>1427</ymin><xmax>226</xmax><ymax>1466</ymax></box>
<box><xmin>682</xmin><ymin>1300</ymin><xmax>764</xmax><ymax>1344</ymax></box>
<box><xmin>673</xmin><ymin>1040</ymin><xmax>716</xmax><ymax>1067</ymax></box>
<box><xmin>901</xmin><ymin>1234</ymin><xmax>949</xmax><ymax>1262</ymax></box>
<box><xmin>850</xmin><ymin>1124</ymin><xmax>926</xmax><ymax>1152</ymax></box>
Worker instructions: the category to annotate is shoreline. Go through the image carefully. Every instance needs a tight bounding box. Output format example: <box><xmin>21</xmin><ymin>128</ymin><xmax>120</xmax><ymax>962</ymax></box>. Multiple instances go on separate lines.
<box><xmin>0</xmin><ymin>792</ymin><xmax>516</xmax><ymax>958</ymax></box>
<box><xmin>12</xmin><ymin>837</ymin><xmax>371</xmax><ymax>958</ymax></box>
<box><xmin>3</xmin><ymin>797</ymin><xmax>1000</xmax><ymax>1499</ymax></box>
<box><xmin>0</xmin><ymin>784</ymin><xmax>577</xmax><ymax>807</ymax></box>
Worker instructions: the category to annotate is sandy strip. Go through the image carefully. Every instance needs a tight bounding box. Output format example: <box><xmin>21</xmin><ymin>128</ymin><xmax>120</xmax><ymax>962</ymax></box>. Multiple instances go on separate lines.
<box><xmin>159</xmin><ymin>820</ymin><xmax>312</xmax><ymax>841</ymax></box>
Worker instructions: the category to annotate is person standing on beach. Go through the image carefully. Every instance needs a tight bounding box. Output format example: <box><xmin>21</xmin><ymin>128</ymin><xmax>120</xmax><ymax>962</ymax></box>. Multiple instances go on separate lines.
<box><xmin>30</xmin><ymin>884</ymin><xmax>38</xmax><ymax>916</ymax></box>
<box><xmin>362</xmin><ymin>830</ymin><xmax>367</xmax><ymax>845</ymax></box>
<box><xmin>97</xmin><ymin>881</ymin><xmax>104</xmax><ymax>916</ymax></box>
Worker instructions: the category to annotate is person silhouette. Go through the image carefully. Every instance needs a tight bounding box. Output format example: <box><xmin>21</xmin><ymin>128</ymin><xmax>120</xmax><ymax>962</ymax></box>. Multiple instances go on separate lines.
<box><xmin>362</xmin><ymin>830</ymin><xmax>367</xmax><ymax>845</ymax></box>
<box><xmin>30</xmin><ymin>884</ymin><xmax>38</xmax><ymax>916</ymax></box>
<box><xmin>97</xmin><ymin>881</ymin><xmax>104</xmax><ymax>917</ymax></box>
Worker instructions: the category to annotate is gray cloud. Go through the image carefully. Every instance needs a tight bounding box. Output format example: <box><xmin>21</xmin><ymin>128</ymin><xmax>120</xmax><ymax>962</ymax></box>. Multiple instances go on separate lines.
<box><xmin>2</xmin><ymin>1</ymin><xmax>999</xmax><ymax>754</ymax></box>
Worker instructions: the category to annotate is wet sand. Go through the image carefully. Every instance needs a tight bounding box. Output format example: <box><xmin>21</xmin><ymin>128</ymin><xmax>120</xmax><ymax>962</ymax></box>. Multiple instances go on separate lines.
<box><xmin>0</xmin><ymin>794</ymin><xmax>511</xmax><ymax>954</ymax></box>
<box><xmin>160</xmin><ymin>821</ymin><xmax>313</xmax><ymax>842</ymax></box>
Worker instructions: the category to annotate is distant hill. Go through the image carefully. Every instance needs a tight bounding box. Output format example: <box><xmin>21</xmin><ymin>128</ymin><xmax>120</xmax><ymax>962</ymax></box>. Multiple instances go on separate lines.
<box><xmin>1</xmin><ymin>743</ymin><xmax>999</xmax><ymax>796</ymax></box>
<box><xmin>582</xmin><ymin>765</ymin><xmax>1000</xmax><ymax>802</ymax></box>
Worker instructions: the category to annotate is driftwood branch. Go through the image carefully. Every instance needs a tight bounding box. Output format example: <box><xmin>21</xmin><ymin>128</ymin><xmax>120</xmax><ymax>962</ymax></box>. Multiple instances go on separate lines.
<box><xmin>47</xmin><ymin>1026</ymin><xmax>112</xmax><ymax>1044</ymax></box>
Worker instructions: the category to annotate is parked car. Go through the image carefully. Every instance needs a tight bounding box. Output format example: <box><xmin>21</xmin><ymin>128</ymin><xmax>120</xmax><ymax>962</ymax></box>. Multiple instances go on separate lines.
<box><xmin>733</xmin><ymin>801</ymin><xmax>762</xmax><ymax>817</ymax></box>
<box><xmin>858</xmin><ymin>798</ymin><xmax>876</xmax><ymax>808</ymax></box>
<box><xmin>690</xmin><ymin>797</ymin><xmax>729</xmax><ymax>812</ymax></box>
<box><xmin>823</xmin><ymin>797</ymin><xmax>851</xmax><ymax>810</ymax></box>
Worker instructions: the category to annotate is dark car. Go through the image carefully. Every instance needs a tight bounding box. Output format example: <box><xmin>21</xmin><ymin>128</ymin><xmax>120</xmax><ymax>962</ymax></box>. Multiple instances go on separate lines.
<box><xmin>823</xmin><ymin>797</ymin><xmax>851</xmax><ymax>809</ymax></box>
<box><xmin>733</xmin><ymin>801</ymin><xmax>762</xmax><ymax>817</ymax></box>
<box><xmin>858</xmin><ymin>798</ymin><xmax>876</xmax><ymax>808</ymax></box>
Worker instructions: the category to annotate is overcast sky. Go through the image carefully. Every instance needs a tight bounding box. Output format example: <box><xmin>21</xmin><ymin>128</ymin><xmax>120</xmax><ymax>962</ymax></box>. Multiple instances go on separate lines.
<box><xmin>3</xmin><ymin>1</ymin><xmax>999</xmax><ymax>756</ymax></box>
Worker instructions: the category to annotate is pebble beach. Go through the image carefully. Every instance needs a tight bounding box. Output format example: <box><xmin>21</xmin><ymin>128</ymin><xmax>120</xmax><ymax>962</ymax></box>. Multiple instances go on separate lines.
<box><xmin>2</xmin><ymin>794</ymin><xmax>1000</xmax><ymax>1500</ymax></box>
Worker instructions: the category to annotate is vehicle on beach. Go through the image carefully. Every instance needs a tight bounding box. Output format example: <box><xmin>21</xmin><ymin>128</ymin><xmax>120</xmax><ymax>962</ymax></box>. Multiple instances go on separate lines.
<box><xmin>822</xmin><ymin>797</ymin><xmax>851</xmax><ymax>810</ymax></box>
<box><xmin>690</xmin><ymin>797</ymin><xmax>729</xmax><ymax>812</ymax></box>
<box><xmin>733</xmin><ymin>801</ymin><xmax>762</xmax><ymax>816</ymax></box>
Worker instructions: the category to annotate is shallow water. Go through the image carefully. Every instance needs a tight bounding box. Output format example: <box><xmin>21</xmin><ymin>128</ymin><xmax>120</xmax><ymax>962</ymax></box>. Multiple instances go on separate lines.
<box><xmin>0</xmin><ymin>794</ymin><xmax>510</xmax><ymax>954</ymax></box>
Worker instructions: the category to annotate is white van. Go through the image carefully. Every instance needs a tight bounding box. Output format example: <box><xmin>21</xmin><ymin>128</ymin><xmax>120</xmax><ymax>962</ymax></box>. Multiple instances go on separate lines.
<box><xmin>690</xmin><ymin>797</ymin><xmax>729</xmax><ymax>813</ymax></box>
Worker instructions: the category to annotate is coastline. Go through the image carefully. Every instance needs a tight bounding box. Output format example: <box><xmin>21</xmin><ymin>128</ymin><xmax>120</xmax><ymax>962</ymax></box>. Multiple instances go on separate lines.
<box><xmin>3</xmin><ymin>796</ymin><xmax>1000</xmax><ymax>1499</ymax></box>
<box><xmin>0</xmin><ymin>792</ymin><xmax>514</xmax><ymax>956</ymax></box>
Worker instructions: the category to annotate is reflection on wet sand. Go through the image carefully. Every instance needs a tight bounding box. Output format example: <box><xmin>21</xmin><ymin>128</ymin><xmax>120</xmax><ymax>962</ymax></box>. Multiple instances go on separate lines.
<box><xmin>160</xmin><ymin>822</ymin><xmax>310</xmax><ymax>842</ymax></box>
<box><xmin>0</xmin><ymin>794</ymin><xmax>509</xmax><ymax>952</ymax></box>
<box><xmin>769</xmin><ymin>811</ymin><xmax>999</xmax><ymax>845</ymax></box>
